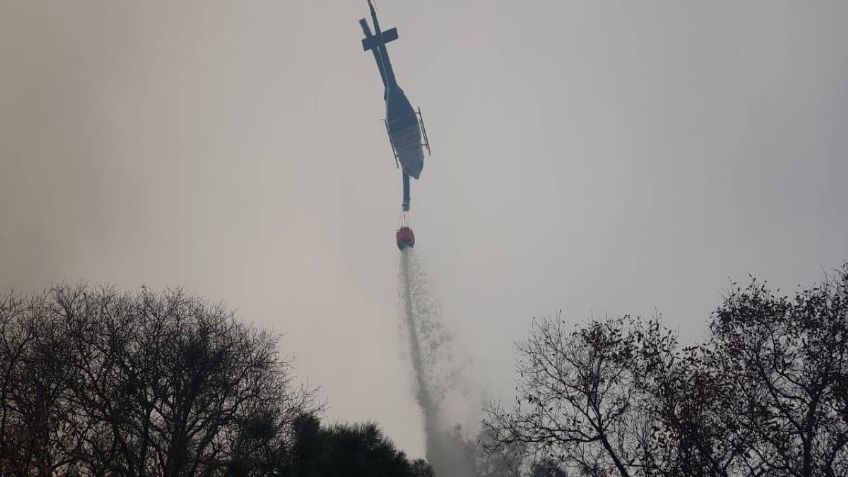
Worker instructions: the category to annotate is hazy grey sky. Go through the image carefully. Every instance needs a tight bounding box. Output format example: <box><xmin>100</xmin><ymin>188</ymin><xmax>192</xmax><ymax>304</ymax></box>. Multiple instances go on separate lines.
<box><xmin>2</xmin><ymin>0</ymin><xmax>847</xmax><ymax>458</ymax></box>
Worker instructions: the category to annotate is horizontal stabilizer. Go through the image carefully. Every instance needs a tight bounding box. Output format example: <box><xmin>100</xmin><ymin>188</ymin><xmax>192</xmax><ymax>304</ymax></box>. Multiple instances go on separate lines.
<box><xmin>362</xmin><ymin>27</ymin><xmax>398</xmax><ymax>51</ymax></box>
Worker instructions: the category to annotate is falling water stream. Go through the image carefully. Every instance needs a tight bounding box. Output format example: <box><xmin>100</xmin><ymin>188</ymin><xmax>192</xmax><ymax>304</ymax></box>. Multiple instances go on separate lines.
<box><xmin>399</xmin><ymin>248</ymin><xmax>476</xmax><ymax>477</ymax></box>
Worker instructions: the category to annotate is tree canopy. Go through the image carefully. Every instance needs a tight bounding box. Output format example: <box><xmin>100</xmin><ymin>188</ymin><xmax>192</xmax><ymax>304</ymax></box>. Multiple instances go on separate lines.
<box><xmin>485</xmin><ymin>263</ymin><xmax>848</xmax><ymax>476</ymax></box>
<box><xmin>278</xmin><ymin>413</ymin><xmax>432</xmax><ymax>477</ymax></box>
<box><xmin>0</xmin><ymin>285</ymin><xmax>432</xmax><ymax>476</ymax></box>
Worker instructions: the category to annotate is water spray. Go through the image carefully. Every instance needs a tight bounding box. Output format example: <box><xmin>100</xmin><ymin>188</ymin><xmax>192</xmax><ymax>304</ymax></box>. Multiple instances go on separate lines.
<box><xmin>399</xmin><ymin>249</ymin><xmax>478</xmax><ymax>477</ymax></box>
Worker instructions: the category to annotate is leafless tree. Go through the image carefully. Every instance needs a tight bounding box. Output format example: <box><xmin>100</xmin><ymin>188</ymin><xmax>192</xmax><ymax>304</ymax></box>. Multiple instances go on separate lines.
<box><xmin>0</xmin><ymin>293</ymin><xmax>81</xmax><ymax>476</ymax></box>
<box><xmin>484</xmin><ymin>263</ymin><xmax>848</xmax><ymax>477</ymax></box>
<box><xmin>708</xmin><ymin>266</ymin><xmax>848</xmax><ymax>476</ymax></box>
<box><xmin>628</xmin><ymin>320</ymin><xmax>748</xmax><ymax>476</ymax></box>
<box><xmin>483</xmin><ymin>315</ymin><xmax>652</xmax><ymax>476</ymax></box>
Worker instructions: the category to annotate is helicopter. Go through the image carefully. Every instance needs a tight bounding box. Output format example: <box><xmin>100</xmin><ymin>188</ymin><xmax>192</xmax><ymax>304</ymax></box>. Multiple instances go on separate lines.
<box><xmin>359</xmin><ymin>0</ymin><xmax>431</xmax><ymax>215</ymax></box>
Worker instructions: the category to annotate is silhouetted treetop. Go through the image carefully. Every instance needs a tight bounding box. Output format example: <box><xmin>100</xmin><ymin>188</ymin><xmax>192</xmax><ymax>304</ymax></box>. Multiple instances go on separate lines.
<box><xmin>0</xmin><ymin>285</ymin><xmax>316</xmax><ymax>476</ymax></box>
<box><xmin>484</xmin><ymin>262</ymin><xmax>848</xmax><ymax>477</ymax></box>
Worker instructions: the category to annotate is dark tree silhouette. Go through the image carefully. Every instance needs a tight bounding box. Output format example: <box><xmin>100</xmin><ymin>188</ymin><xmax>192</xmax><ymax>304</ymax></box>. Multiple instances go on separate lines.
<box><xmin>0</xmin><ymin>285</ymin><xmax>433</xmax><ymax>476</ymax></box>
<box><xmin>278</xmin><ymin>412</ymin><xmax>433</xmax><ymax>477</ymax></box>
<box><xmin>0</xmin><ymin>292</ymin><xmax>80</xmax><ymax>476</ymax></box>
<box><xmin>483</xmin><ymin>316</ymin><xmax>648</xmax><ymax>476</ymax></box>
<box><xmin>0</xmin><ymin>285</ymin><xmax>315</xmax><ymax>476</ymax></box>
<box><xmin>627</xmin><ymin>319</ymin><xmax>748</xmax><ymax>476</ymax></box>
<box><xmin>707</xmin><ymin>266</ymin><xmax>848</xmax><ymax>476</ymax></box>
<box><xmin>484</xmin><ymin>263</ymin><xmax>848</xmax><ymax>477</ymax></box>
<box><xmin>528</xmin><ymin>458</ymin><xmax>567</xmax><ymax>477</ymax></box>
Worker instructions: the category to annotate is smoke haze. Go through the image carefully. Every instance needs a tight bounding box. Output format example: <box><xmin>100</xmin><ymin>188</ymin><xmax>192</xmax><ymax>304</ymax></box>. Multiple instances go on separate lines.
<box><xmin>2</xmin><ymin>0</ymin><xmax>847</xmax><ymax>460</ymax></box>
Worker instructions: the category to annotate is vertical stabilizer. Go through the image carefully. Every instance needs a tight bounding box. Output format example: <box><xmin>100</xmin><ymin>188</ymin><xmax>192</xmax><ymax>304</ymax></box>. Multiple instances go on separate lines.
<box><xmin>360</xmin><ymin>0</ymin><xmax>398</xmax><ymax>89</ymax></box>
